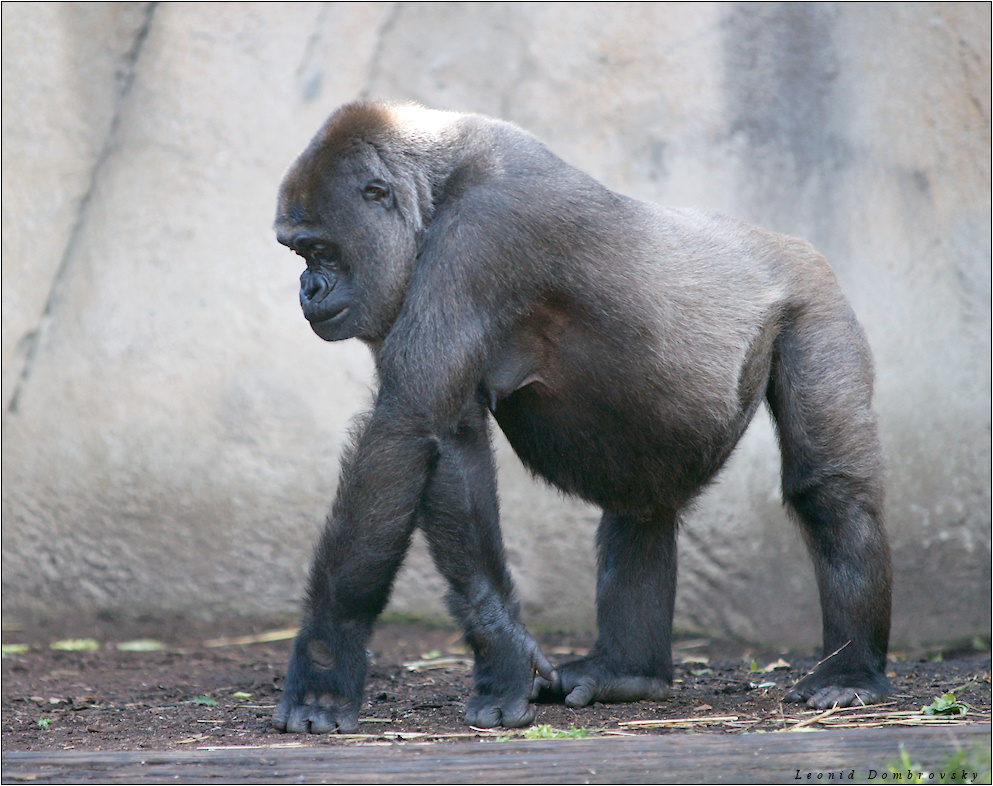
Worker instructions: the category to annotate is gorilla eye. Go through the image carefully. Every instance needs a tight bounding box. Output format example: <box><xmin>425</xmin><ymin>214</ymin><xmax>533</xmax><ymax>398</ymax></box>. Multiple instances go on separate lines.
<box><xmin>362</xmin><ymin>180</ymin><xmax>392</xmax><ymax>205</ymax></box>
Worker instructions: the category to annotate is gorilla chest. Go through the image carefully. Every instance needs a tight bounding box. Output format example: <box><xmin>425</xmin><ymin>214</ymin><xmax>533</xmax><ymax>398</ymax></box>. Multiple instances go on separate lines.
<box><xmin>481</xmin><ymin>300</ymin><xmax>573</xmax><ymax>412</ymax></box>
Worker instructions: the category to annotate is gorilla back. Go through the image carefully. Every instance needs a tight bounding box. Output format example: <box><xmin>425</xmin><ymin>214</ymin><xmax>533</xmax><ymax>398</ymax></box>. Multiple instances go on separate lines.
<box><xmin>272</xmin><ymin>101</ymin><xmax>891</xmax><ymax>733</ymax></box>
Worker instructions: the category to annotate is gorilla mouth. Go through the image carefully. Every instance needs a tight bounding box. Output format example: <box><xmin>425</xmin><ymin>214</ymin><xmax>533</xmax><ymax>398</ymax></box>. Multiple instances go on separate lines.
<box><xmin>309</xmin><ymin>307</ymin><xmax>351</xmax><ymax>339</ymax></box>
<box><xmin>303</xmin><ymin>306</ymin><xmax>351</xmax><ymax>325</ymax></box>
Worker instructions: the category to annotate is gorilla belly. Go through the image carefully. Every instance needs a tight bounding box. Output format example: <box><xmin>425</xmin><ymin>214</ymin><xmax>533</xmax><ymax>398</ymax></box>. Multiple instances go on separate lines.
<box><xmin>491</xmin><ymin>383</ymin><xmax>731</xmax><ymax>515</ymax></box>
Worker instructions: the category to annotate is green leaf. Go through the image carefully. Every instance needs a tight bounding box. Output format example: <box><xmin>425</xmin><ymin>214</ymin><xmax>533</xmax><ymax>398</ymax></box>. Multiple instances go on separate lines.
<box><xmin>37</xmin><ymin>718</ymin><xmax>52</xmax><ymax>728</ymax></box>
<box><xmin>420</xmin><ymin>649</ymin><xmax>442</xmax><ymax>660</ymax></box>
<box><xmin>193</xmin><ymin>695</ymin><xmax>218</xmax><ymax>706</ymax></box>
<box><xmin>2</xmin><ymin>643</ymin><xmax>30</xmax><ymax>655</ymax></box>
<box><xmin>921</xmin><ymin>692</ymin><xmax>969</xmax><ymax>716</ymax></box>
<box><xmin>232</xmin><ymin>691</ymin><xmax>252</xmax><ymax>700</ymax></box>
<box><xmin>116</xmin><ymin>639</ymin><xmax>164</xmax><ymax>652</ymax></box>
<box><xmin>50</xmin><ymin>638</ymin><xmax>100</xmax><ymax>651</ymax></box>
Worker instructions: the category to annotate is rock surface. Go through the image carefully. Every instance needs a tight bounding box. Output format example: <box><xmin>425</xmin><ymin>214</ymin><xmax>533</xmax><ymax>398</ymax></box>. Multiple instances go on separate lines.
<box><xmin>2</xmin><ymin>3</ymin><xmax>989</xmax><ymax>647</ymax></box>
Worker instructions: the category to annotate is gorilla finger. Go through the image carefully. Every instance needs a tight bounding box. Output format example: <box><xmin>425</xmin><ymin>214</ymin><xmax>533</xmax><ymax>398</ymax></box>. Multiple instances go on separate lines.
<box><xmin>284</xmin><ymin>706</ymin><xmax>315</xmax><ymax>733</ymax></box>
<box><xmin>530</xmin><ymin>645</ymin><xmax>556</xmax><ymax>682</ymax></box>
<box><xmin>500</xmin><ymin>699</ymin><xmax>536</xmax><ymax>729</ymax></box>
<box><xmin>807</xmin><ymin>687</ymin><xmax>865</xmax><ymax>710</ymax></box>
<box><xmin>466</xmin><ymin>702</ymin><xmax>502</xmax><ymax>728</ymax></box>
<box><xmin>272</xmin><ymin>704</ymin><xmax>289</xmax><ymax>731</ymax></box>
<box><xmin>533</xmin><ymin>674</ymin><xmax>566</xmax><ymax>703</ymax></box>
<box><xmin>308</xmin><ymin>712</ymin><xmax>340</xmax><ymax>734</ymax></box>
<box><xmin>807</xmin><ymin>687</ymin><xmax>841</xmax><ymax>709</ymax></box>
<box><xmin>530</xmin><ymin>672</ymin><xmax>552</xmax><ymax>701</ymax></box>
<box><xmin>337</xmin><ymin>713</ymin><xmax>359</xmax><ymax>733</ymax></box>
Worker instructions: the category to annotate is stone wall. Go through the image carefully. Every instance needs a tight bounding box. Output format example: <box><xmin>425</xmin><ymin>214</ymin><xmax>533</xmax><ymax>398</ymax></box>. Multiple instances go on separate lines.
<box><xmin>2</xmin><ymin>2</ymin><xmax>989</xmax><ymax>647</ymax></box>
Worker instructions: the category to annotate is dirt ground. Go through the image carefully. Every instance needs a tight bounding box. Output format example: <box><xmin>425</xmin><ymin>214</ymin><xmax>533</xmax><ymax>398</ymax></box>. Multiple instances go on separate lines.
<box><xmin>2</xmin><ymin>613</ymin><xmax>989</xmax><ymax>753</ymax></box>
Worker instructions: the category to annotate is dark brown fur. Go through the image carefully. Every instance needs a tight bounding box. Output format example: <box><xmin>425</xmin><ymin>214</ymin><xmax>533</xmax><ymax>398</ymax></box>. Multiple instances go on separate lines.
<box><xmin>271</xmin><ymin>102</ymin><xmax>891</xmax><ymax>732</ymax></box>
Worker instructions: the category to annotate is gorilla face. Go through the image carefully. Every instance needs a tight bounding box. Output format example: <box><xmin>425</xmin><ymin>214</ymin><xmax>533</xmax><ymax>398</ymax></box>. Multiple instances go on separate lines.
<box><xmin>275</xmin><ymin>152</ymin><xmax>412</xmax><ymax>344</ymax></box>
<box><xmin>285</xmin><ymin>231</ymin><xmax>355</xmax><ymax>341</ymax></box>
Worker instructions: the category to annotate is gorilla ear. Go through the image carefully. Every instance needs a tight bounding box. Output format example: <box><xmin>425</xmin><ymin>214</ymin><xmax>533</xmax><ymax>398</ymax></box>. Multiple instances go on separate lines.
<box><xmin>362</xmin><ymin>179</ymin><xmax>394</xmax><ymax>208</ymax></box>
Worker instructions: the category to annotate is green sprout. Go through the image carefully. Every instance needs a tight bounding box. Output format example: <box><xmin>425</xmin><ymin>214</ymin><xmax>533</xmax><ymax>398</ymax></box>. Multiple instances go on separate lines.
<box><xmin>921</xmin><ymin>692</ymin><xmax>969</xmax><ymax>716</ymax></box>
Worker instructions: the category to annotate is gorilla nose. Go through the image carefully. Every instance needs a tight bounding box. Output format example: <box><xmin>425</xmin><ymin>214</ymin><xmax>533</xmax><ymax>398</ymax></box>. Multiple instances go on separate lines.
<box><xmin>286</xmin><ymin>229</ymin><xmax>323</xmax><ymax>253</ymax></box>
<box><xmin>300</xmin><ymin>269</ymin><xmax>331</xmax><ymax>305</ymax></box>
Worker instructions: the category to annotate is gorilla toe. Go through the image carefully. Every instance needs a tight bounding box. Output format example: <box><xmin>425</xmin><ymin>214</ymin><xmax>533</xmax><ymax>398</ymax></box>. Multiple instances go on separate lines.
<box><xmin>466</xmin><ymin>693</ymin><xmax>536</xmax><ymax>728</ymax></box>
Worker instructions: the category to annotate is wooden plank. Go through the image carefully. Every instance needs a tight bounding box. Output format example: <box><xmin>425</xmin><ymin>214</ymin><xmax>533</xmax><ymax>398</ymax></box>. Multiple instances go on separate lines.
<box><xmin>3</xmin><ymin>724</ymin><xmax>989</xmax><ymax>784</ymax></box>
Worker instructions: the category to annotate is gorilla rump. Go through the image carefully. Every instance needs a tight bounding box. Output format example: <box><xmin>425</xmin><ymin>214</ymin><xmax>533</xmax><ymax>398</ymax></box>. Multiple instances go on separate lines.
<box><xmin>271</xmin><ymin>101</ymin><xmax>891</xmax><ymax>733</ymax></box>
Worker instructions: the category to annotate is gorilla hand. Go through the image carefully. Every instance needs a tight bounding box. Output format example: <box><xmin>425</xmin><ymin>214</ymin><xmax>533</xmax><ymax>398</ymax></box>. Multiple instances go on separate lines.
<box><xmin>273</xmin><ymin>628</ymin><xmax>366</xmax><ymax>734</ymax></box>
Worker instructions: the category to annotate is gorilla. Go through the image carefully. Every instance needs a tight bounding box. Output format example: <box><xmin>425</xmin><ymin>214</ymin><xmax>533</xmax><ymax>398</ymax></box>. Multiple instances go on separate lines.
<box><xmin>271</xmin><ymin>101</ymin><xmax>891</xmax><ymax>733</ymax></box>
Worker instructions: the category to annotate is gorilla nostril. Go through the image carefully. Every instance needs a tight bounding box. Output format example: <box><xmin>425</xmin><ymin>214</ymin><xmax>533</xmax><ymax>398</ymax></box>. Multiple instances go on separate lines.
<box><xmin>290</xmin><ymin>230</ymin><xmax>321</xmax><ymax>254</ymax></box>
<box><xmin>300</xmin><ymin>270</ymin><xmax>331</xmax><ymax>303</ymax></box>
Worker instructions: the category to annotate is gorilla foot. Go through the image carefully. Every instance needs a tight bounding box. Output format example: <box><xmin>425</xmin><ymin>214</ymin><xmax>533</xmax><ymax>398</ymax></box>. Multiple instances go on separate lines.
<box><xmin>538</xmin><ymin>655</ymin><xmax>672</xmax><ymax>708</ymax></box>
<box><xmin>273</xmin><ymin>692</ymin><xmax>360</xmax><ymax>733</ymax></box>
<box><xmin>785</xmin><ymin>669</ymin><xmax>889</xmax><ymax>709</ymax></box>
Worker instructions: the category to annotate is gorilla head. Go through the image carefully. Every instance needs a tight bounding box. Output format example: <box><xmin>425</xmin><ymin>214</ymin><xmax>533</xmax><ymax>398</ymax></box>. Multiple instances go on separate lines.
<box><xmin>275</xmin><ymin>104</ymin><xmax>456</xmax><ymax>343</ymax></box>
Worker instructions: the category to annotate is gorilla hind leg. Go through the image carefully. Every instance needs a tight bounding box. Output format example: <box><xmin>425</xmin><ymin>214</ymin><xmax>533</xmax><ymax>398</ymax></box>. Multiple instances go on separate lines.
<box><xmin>768</xmin><ymin>305</ymin><xmax>892</xmax><ymax>709</ymax></box>
<box><xmin>542</xmin><ymin>511</ymin><xmax>676</xmax><ymax>707</ymax></box>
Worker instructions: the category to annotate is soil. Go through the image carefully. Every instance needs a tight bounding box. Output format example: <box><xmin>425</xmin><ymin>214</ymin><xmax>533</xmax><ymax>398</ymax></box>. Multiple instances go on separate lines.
<box><xmin>2</xmin><ymin>613</ymin><xmax>989</xmax><ymax>753</ymax></box>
